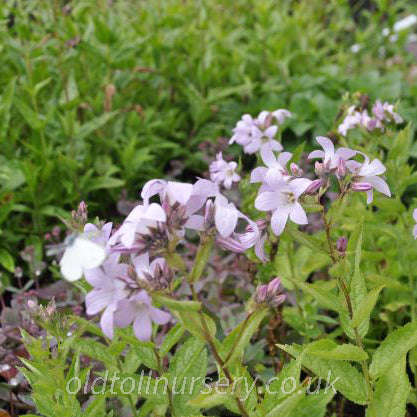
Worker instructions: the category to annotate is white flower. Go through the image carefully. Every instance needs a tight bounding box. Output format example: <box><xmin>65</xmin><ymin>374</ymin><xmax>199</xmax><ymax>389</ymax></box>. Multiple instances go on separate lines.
<box><xmin>209</xmin><ymin>152</ymin><xmax>241</xmax><ymax>189</ymax></box>
<box><xmin>347</xmin><ymin>154</ymin><xmax>391</xmax><ymax>204</ymax></box>
<box><xmin>308</xmin><ymin>136</ymin><xmax>356</xmax><ymax>171</ymax></box>
<box><xmin>254</xmin><ymin>171</ymin><xmax>312</xmax><ymax>236</ymax></box>
<box><xmin>108</xmin><ymin>203</ymin><xmax>166</xmax><ymax>249</ymax></box>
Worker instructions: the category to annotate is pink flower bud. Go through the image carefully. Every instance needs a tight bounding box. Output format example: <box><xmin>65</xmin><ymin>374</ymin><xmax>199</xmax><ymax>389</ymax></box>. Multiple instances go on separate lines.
<box><xmin>337</xmin><ymin>158</ymin><xmax>346</xmax><ymax>178</ymax></box>
<box><xmin>290</xmin><ymin>163</ymin><xmax>303</xmax><ymax>177</ymax></box>
<box><xmin>255</xmin><ymin>285</ymin><xmax>268</xmax><ymax>304</ymax></box>
<box><xmin>315</xmin><ymin>161</ymin><xmax>325</xmax><ymax>176</ymax></box>
<box><xmin>337</xmin><ymin>236</ymin><xmax>348</xmax><ymax>252</ymax></box>
<box><xmin>351</xmin><ymin>182</ymin><xmax>373</xmax><ymax>192</ymax></box>
<box><xmin>305</xmin><ymin>179</ymin><xmax>322</xmax><ymax>195</ymax></box>
<box><xmin>271</xmin><ymin>294</ymin><xmax>286</xmax><ymax>307</ymax></box>
<box><xmin>267</xmin><ymin>277</ymin><xmax>282</xmax><ymax>295</ymax></box>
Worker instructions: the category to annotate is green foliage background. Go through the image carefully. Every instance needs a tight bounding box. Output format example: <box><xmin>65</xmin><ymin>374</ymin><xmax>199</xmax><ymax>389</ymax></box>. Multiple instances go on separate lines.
<box><xmin>0</xmin><ymin>0</ymin><xmax>416</xmax><ymax>282</ymax></box>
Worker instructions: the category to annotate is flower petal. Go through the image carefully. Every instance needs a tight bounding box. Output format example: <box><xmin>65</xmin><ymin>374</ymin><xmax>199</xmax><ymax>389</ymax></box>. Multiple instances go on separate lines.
<box><xmin>255</xmin><ymin>191</ymin><xmax>279</xmax><ymax>211</ymax></box>
<box><xmin>289</xmin><ymin>202</ymin><xmax>308</xmax><ymax>225</ymax></box>
<box><xmin>150</xmin><ymin>307</ymin><xmax>171</xmax><ymax>325</ymax></box>
<box><xmin>316</xmin><ymin>136</ymin><xmax>335</xmax><ymax>155</ymax></box>
<box><xmin>270</xmin><ymin>208</ymin><xmax>290</xmax><ymax>236</ymax></box>
<box><xmin>133</xmin><ymin>313</ymin><xmax>153</xmax><ymax>341</ymax></box>
<box><xmin>366</xmin><ymin>176</ymin><xmax>391</xmax><ymax>197</ymax></box>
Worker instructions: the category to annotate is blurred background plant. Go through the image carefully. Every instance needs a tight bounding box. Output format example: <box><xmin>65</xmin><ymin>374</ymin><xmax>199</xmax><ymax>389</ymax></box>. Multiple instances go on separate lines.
<box><xmin>0</xmin><ymin>0</ymin><xmax>417</xmax><ymax>413</ymax></box>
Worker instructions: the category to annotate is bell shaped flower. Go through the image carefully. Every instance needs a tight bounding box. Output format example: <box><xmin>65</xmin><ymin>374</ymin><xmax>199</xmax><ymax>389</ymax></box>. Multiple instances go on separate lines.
<box><xmin>108</xmin><ymin>203</ymin><xmax>166</xmax><ymax>249</ymax></box>
<box><xmin>229</xmin><ymin>114</ymin><xmax>257</xmax><ymax>146</ymax></box>
<box><xmin>132</xmin><ymin>252</ymin><xmax>165</xmax><ymax>280</ymax></box>
<box><xmin>347</xmin><ymin>154</ymin><xmax>391</xmax><ymax>204</ymax></box>
<box><xmin>255</xmin><ymin>171</ymin><xmax>312</xmax><ymax>236</ymax></box>
<box><xmin>84</xmin><ymin>222</ymin><xmax>113</xmax><ymax>250</ymax></box>
<box><xmin>113</xmin><ymin>290</ymin><xmax>171</xmax><ymax>341</ymax></box>
<box><xmin>251</xmin><ymin>149</ymin><xmax>293</xmax><ymax>187</ymax></box>
<box><xmin>308</xmin><ymin>136</ymin><xmax>356</xmax><ymax>172</ymax></box>
<box><xmin>84</xmin><ymin>254</ymin><xmax>130</xmax><ymax>339</ymax></box>
<box><xmin>209</xmin><ymin>152</ymin><xmax>241</xmax><ymax>189</ymax></box>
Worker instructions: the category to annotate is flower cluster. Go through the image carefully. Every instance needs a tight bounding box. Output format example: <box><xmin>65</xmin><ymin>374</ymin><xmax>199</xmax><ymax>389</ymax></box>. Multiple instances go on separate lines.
<box><xmin>338</xmin><ymin>100</ymin><xmax>403</xmax><ymax>136</ymax></box>
<box><xmin>56</xmin><ymin>106</ymin><xmax>395</xmax><ymax>342</ymax></box>
<box><xmin>229</xmin><ymin>109</ymin><xmax>291</xmax><ymax>161</ymax></box>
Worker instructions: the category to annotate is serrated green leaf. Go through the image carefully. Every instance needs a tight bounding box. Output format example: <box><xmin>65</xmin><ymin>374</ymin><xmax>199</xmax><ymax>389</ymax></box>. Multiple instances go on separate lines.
<box><xmin>305</xmin><ymin>339</ymin><xmax>368</xmax><ymax>362</ymax></box>
<box><xmin>261</xmin><ymin>358</ymin><xmax>302</xmax><ymax>414</ymax></box>
<box><xmin>286</xmin><ymin>228</ymin><xmax>329</xmax><ymax>256</ymax></box>
<box><xmin>366</xmin><ymin>355</ymin><xmax>410</xmax><ymax>417</ymax></box>
<box><xmin>351</xmin><ymin>286</ymin><xmax>385</xmax><ymax>328</ymax></box>
<box><xmin>152</xmin><ymin>293</ymin><xmax>201</xmax><ymax>312</ymax></box>
<box><xmin>160</xmin><ymin>324</ymin><xmax>185</xmax><ymax>357</ymax></box>
<box><xmin>369</xmin><ymin>321</ymin><xmax>417</xmax><ymax>380</ymax></box>
<box><xmin>278</xmin><ymin>344</ymin><xmax>368</xmax><ymax>405</ymax></box>
<box><xmin>295</xmin><ymin>281</ymin><xmax>340</xmax><ymax>312</ymax></box>
<box><xmin>222</xmin><ymin>308</ymin><xmax>268</xmax><ymax>366</ymax></box>
<box><xmin>76</xmin><ymin>111</ymin><xmax>118</xmax><ymax>141</ymax></box>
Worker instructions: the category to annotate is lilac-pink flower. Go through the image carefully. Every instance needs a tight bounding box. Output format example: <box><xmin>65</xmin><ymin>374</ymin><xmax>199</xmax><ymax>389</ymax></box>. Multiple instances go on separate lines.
<box><xmin>132</xmin><ymin>252</ymin><xmax>165</xmax><ymax>280</ymax></box>
<box><xmin>229</xmin><ymin>114</ymin><xmax>257</xmax><ymax>146</ymax></box>
<box><xmin>255</xmin><ymin>171</ymin><xmax>312</xmax><ymax>236</ymax></box>
<box><xmin>84</xmin><ymin>222</ymin><xmax>112</xmax><ymax>249</ymax></box>
<box><xmin>251</xmin><ymin>149</ymin><xmax>293</xmax><ymax>186</ymax></box>
<box><xmin>346</xmin><ymin>154</ymin><xmax>391</xmax><ymax>204</ymax></box>
<box><xmin>84</xmin><ymin>254</ymin><xmax>130</xmax><ymax>339</ymax></box>
<box><xmin>108</xmin><ymin>203</ymin><xmax>166</xmax><ymax>249</ymax></box>
<box><xmin>308</xmin><ymin>136</ymin><xmax>356</xmax><ymax>172</ymax></box>
<box><xmin>209</xmin><ymin>152</ymin><xmax>241</xmax><ymax>189</ymax></box>
<box><xmin>113</xmin><ymin>290</ymin><xmax>170</xmax><ymax>341</ymax></box>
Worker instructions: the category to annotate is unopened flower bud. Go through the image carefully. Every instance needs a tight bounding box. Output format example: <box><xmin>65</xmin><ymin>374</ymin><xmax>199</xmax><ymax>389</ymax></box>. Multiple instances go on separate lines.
<box><xmin>336</xmin><ymin>158</ymin><xmax>346</xmax><ymax>178</ymax></box>
<box><xmin>267</xmin><ymin>277</ymin><xmax>282</xmax><ymax>295</ymax></box>
<box><xmin>351</xmin><ymin>182</ymin><xmax>373</xmax><ymax>192</ymax></box>
<box><xmin>255</xmin><ymin>285</ymin><xmax>268</xmax><ymax>304</ymax></box>
<box><xmin>315</xmin><ymin>161</ymin><xmax>325</xmax><ymax>177</ymax></box>
<box><xmin>337</xmin><ymin>236</ymin><xmax>348</xmax><ymax>252</ymax></box>
<box><xmin>290</xmin><ymin>163</ymin><xmax>303</xmax><ymax>177</ymax></box>
<box><xmin>305</xmin><ymin>179</ymin><xmax>322</xmax><ymax>195</ymax></box>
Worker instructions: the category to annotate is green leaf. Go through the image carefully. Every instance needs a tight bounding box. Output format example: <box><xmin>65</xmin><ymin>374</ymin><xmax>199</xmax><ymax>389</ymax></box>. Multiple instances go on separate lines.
<box><xmin>292</xmin><ymin>389</ymin><xmax>335</xmax><ymax>417</ymax></box>
<box><xmin>14</xmin><ymin>98</ymin><xmax>44</xmax><ymax>130</ymax></box>
<box><xmin>286</xmin><ymin>228</ymin><xmax>329</xmax><ymax>256</ymax></box>
<box><xmin>295</xmin><ymin>281</ymin><xmax>340</xmax><ymax>312</ymax></box>
<box><xmin>305</xmin><ymin>339</ymin><xmax>368</xmax><ymax>362</ymax></box>
<box><xmin>366</xmin><ymin>355</ymin><xmax>410</xmax><ymax>417</ymax></box>
<box><xmin>261</xmin><ymin>358</ymin><xmax>302</xmax><ymax>414</ymax></box>
<box><xmin>84</xmin><ymin>394</ymin><xmax>109</xmax><ymax>417</ymax></box>
<box><xmin>0</xmin><ymin>78</ymin><xmax>15</xmax><ymax>142</ymax></box>
<box><xmin>351</xmin><ymin>286</ymin><xmax>385</xmax><ymax>328</ymax></box>
<box><xmin>278</xmin><ymin>344</ymin><xmax>368</xmax><ymax>405</ymax></box>
<box><xmin>187</xmin><ymin>383</ymin><xmax>234</xmax><ymax>409</ymax></box>
<box><xmin>86</xmin><ymin>176</ymin><xmax>124</xmax><ymax>192</ymax></box>
<box><xmin>152</xmin><ymin>293</ymin><xmax>201</xmax><ymax>312</ymax></box>
<box><xmin>189</xmin><ymin>237</ymin><xmax>213</xmax><ymax>283</ymax></box>
<box><xmin>168</xmin><ymin>337</ymin><xmax>207</xmax><ymax>416</ymax></box>
<box><xmin>160</xmin><ymin>324</ymin><xmax>185</xmax><ymax>357</ymax></box>
<box><xmin>0</xmin><ymin>248</ymin><xmax>15</xmax><ymax>272</ymax></box>
<box><xmin>75</xmin><ymin>339</ymin><xmax>116</xmax><ymax>367</ymax></box>
<box><xmin>176</xmin><ymin>311</ymin><xmax>216</xmax><ymax>341</ymax></box>
<box><xmin>221</xmin><ymin>308</ymin><xmax>268</xmax><ymax>366</ymax></box>
<box><xmin>76</xmin><ymin>111</ymin><xmax>118</xmax><ymax>141</ymax></box>
<box><xmin>369</xmin><ymin>321</ymin><xmax>417</xmax><ymax>380</ymax></box>
<box><xmin>264</xmin><ymin>385</ymin><xmax>307</xmax><ymax>417</ymax></box>
<box><xmin>124</xmin><ymin>337</ymin><xmax>158</xmax><ymax>370</ymax></box>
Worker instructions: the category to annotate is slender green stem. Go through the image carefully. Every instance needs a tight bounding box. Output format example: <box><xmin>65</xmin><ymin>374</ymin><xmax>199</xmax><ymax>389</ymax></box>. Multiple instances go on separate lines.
<box><xmin>189</xmin><ymin>282</ymin><xmax>250</xmax><ymax>417</ymax></box>
<box><xmin>322</xmin><ymin>207</ymin><xmax>373</xmax><ymax>402</ymax></box>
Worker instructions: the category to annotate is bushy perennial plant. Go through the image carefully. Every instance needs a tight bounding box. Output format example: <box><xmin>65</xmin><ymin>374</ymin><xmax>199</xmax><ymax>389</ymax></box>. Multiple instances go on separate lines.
<box><xmin>21</xmin><ymin>98</ymin><xmax>417</xmax><ymax>417</ymax></box>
